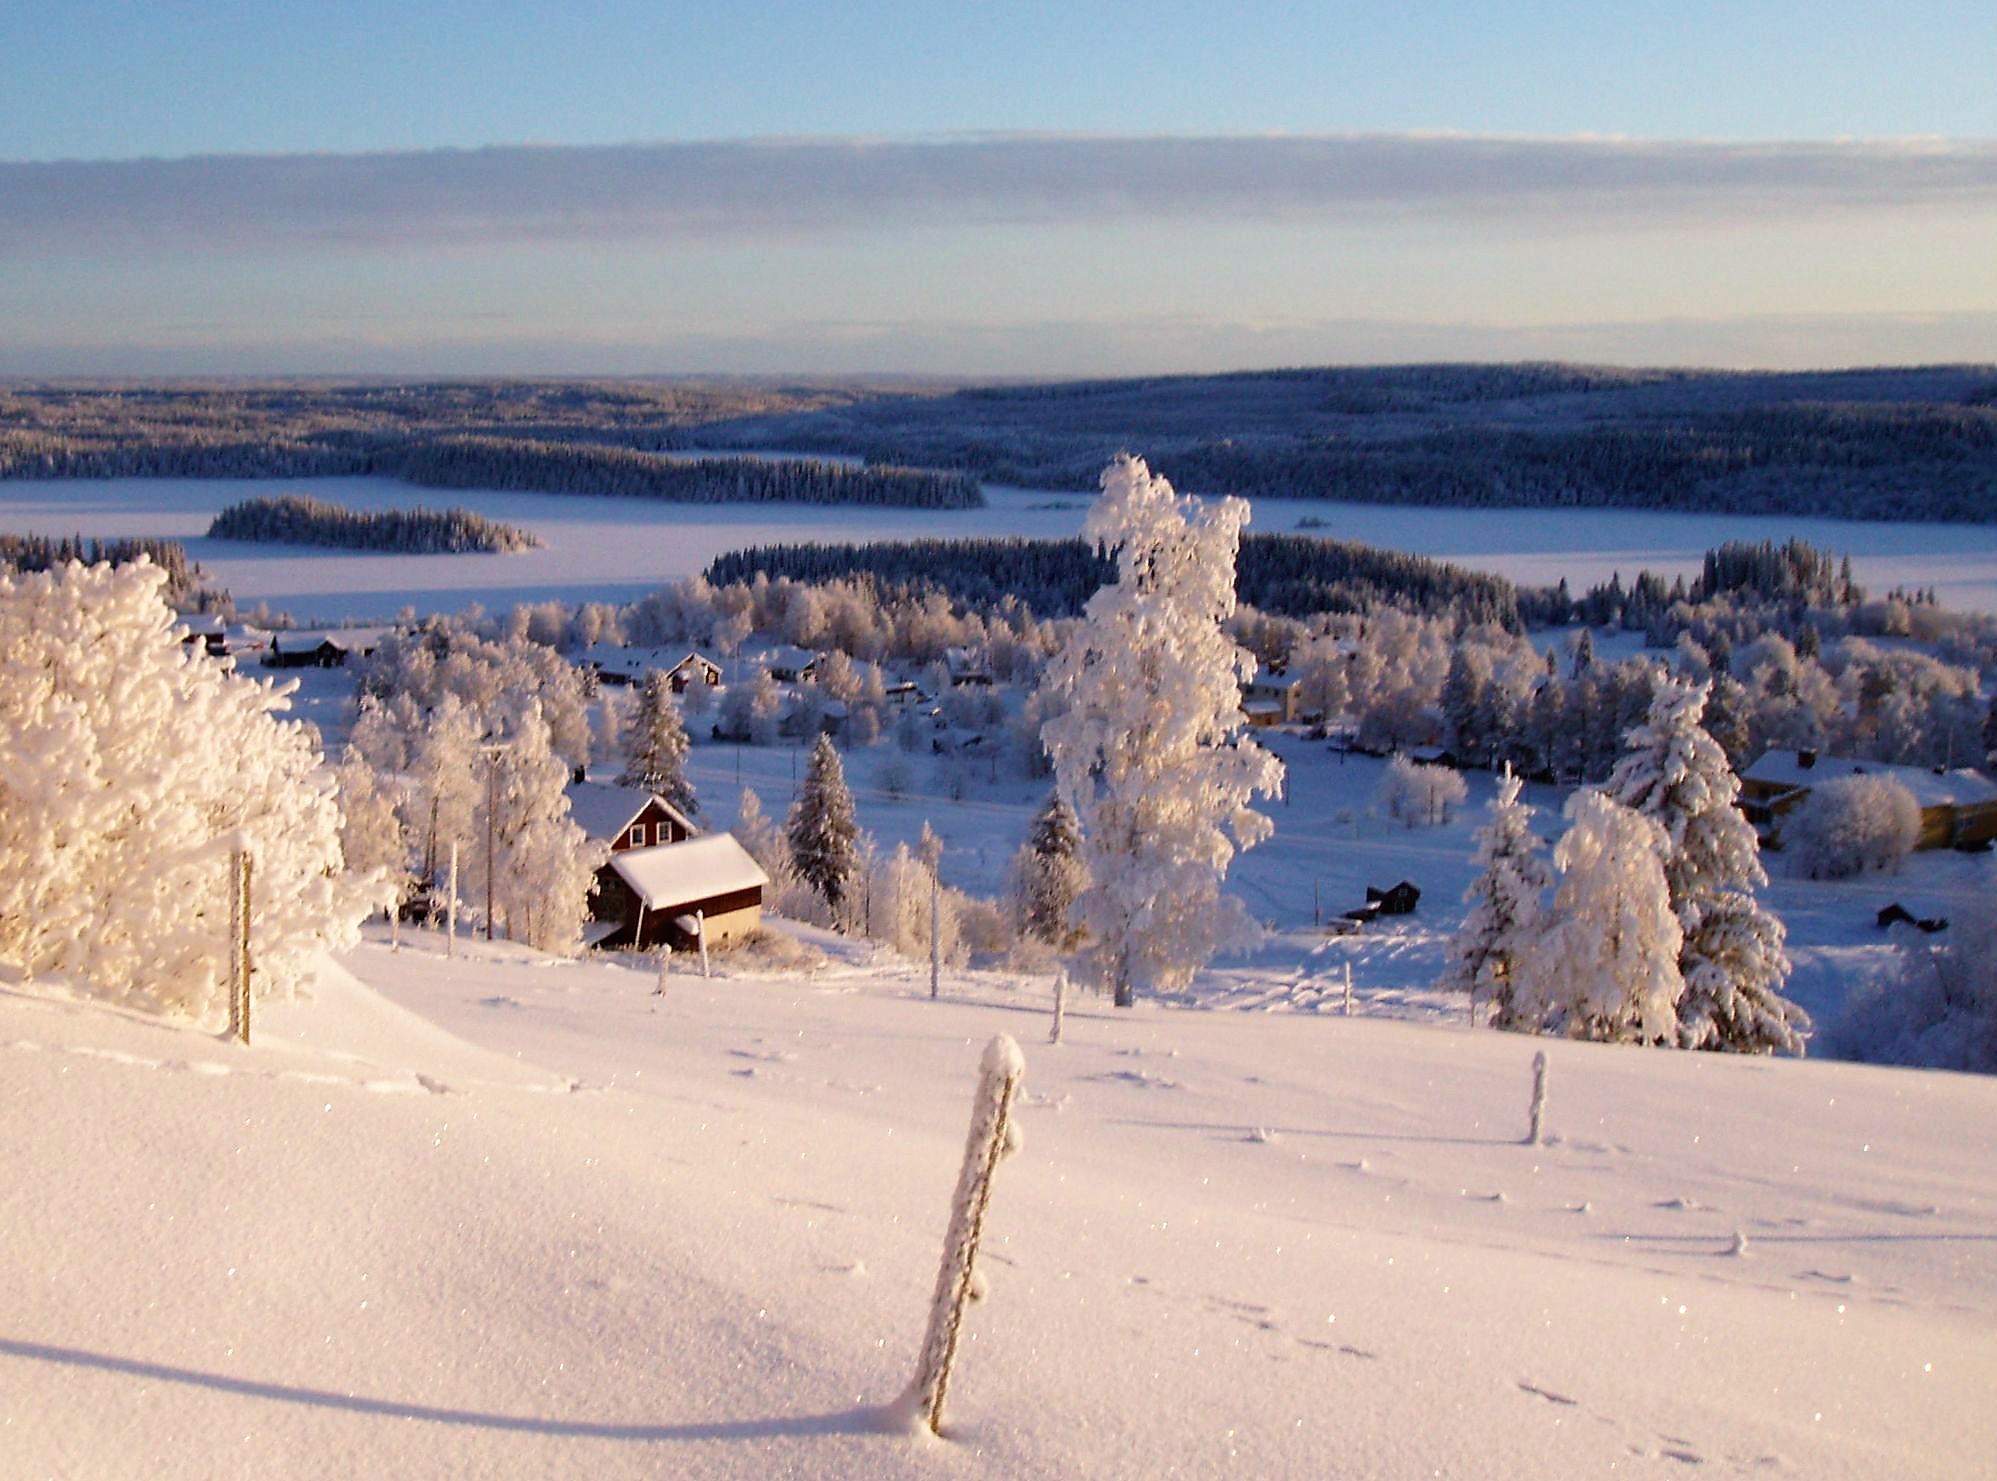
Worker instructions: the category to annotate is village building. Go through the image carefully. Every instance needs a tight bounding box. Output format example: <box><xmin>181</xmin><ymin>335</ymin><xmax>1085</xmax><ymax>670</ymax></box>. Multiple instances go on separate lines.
<box><xmin>263</xmin><ymin>626</ymin><xmax>390</xmax><ymax>668</ymax></box>
<box><xmin>747</xmin><ymin>645</ymin><xmax>820</xmax><ymax>684</ymax></box>
<box><xmin>664</xmin><ymin>650</ymin><xmax>723</xmax><ymax>692</ymax></box>
<box><xmin>1241</xmin><ymin>673</ymin><xmax>1306</xmax><ymax>727</ymax></box>
<box><xmin>573</xmin><ymin>642</ymin><xmax>718</xmax><ymax>689</ymax></box>
<box><xmin>1740</xmin><ymin>749</ymin><xmax>1997</xmax><ymax>850</ymax></box>
<box><xmin>603</xmin><ymin>834</ymin><xmax>769</xmax><ymax>951</ymax></box>
<box><xmin>944</xmin><ymin>646</ymin><xmax>994</xmax><ymax>687</ymax></box>
<box><xmin>567</xmin><ymin>781</ymin><xmax>697</xmax><ymax>854</ymax></box>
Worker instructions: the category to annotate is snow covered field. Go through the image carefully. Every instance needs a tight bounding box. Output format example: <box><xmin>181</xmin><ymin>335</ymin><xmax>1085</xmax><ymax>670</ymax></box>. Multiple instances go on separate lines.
<box><xmin>5</xmin><ymin>923</ymin><xmax>1993</xmax><ymax>1478</ymax></box>
<box><xmin>7</xmin><ymin>474</ymin><xmax>1997</xmax><ymax>619</ymax></box>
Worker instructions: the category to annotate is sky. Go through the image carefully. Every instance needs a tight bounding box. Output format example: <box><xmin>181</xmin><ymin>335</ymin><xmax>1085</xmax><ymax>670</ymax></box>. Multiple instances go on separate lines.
<box><xmin>2</xmin><ymin>1</ymin><xmax>1993</xmax><ymax>376</ymax></box>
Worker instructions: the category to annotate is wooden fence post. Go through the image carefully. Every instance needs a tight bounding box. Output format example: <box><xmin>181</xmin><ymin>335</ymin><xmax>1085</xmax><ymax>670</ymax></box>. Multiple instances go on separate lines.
<box><xmin>1527</xmin><ymin>1051</ymin><xmax>1550</xmax><ymax>1147</ymax></box>
<box><xmin>906</xmin><ymin>1036</ymin><xmax>1025</xmax><ymax>1436</ymax></box>
<box><xmin>227</xmin><ymin>847</ymin><xmax>252</xmax><ymax>1045</ymax></box>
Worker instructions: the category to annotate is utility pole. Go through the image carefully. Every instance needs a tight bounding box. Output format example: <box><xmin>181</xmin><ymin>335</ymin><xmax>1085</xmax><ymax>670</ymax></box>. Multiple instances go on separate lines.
<box><xmin>485</xmin><ymin>751</ymin><xmax>497</xmax><ymax>941</ymax></box>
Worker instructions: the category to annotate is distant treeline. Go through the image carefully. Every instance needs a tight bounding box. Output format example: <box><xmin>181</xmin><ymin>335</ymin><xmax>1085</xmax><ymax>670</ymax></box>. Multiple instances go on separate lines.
<box><xmin>707</xmin><ymin>534</ymin><xmax>1525</xmax><ymax>629</ymax></box>
<box><xmin>9</xmin><ymin>367</ymin><xmax>1996</xmax><ymax>520</ymax></box>
<box><xmin>207</xmin><ymin>495</ymin><xmax>540</xmax><ymax>554</ymax></box>
<box><xmin>0</xmin><ymin>533</ymin><xmax>217</xmax><ymax>607</ymax></box>
<box><xmin>0</xmin><ymin>381</ymin><xmax>982</xmax><ymax>509</ymax></box>
<box><xmin>373</xmin><ymin>437</ymin><xmax>980</xmax><ymax>508</ymax></box>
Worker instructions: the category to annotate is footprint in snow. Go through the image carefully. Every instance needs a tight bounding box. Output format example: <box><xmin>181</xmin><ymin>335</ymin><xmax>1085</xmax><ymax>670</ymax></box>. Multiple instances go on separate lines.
<box><xmin>1517</xmin><ymin>1381</ymin><xmax>1578</xmax><ymax>1407</ymax></box>
<box><xmin>1087</xmin><ymin>1069</ymin><xmax>1180</xmax><ymax>1090</ymax></box>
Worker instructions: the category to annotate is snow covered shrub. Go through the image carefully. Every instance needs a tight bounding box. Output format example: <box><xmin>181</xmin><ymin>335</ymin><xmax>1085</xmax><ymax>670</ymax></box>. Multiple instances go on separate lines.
<box><xmin>0</xmin><ymin>559</ymin><xmax>378</xmax><ymax>1014</ymax></box>
<box><xmin>1040</xmin><ymin>455</ymin><xmax>1283</xmax><ymax>1006</ymax></box>
<box><xmin>952</xmin><ymin>892</ymin><xmax>1013</xmax><ymax>960</ymax></box>
<box><xmin>866</xmin><ymin>843</ymin><xmax>962</xmax><ymax>965</ymax></box>
<box><xmin>1783</xmin><ymin>775</ymin><xmax>1921</xmax><ymax>880</ymax></box>
<box><xmin>1375</xmin><ymin>753</ymin><xmax>1468</xmax><ymax>827</ymax></box>
<box><xmin>1826</xmin><ymin>867</ymin><xmax>1997</xmax><ymax>1072</ymax></box>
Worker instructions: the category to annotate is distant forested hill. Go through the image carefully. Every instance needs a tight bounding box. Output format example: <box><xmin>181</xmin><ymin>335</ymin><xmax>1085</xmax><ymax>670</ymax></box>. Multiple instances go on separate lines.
<box><xmin>0</xmin><ymin>380</ymin><xmax>981</xmax><ymax>509</ymax></box>
<box><xmin>688</xmin><ymin>364</ymin><xmax>1997</xmax><ymax>523</ymax></box>
<box><xmin>5</xmin><ymin>365</ymin><xmax>1994</xmax><ymax>520</ymax></box>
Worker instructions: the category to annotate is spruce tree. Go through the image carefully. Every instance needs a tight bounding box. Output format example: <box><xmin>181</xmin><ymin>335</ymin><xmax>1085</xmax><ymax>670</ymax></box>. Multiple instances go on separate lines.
<box><xmin>620</xmin><ymin>670</ymin><xmax>698</xmax><ymax>818</ymax></box>
<box><xmin>787</xmin><ymin>734</ymin><xmax>861</xmax><ymax>919</ymax></box>
<box><xmin>1011</xmin><ymin>790</ymin><xmax>1089</xmax><ymax>946</ymax></box>
<box><xmin>1606</xmin><ymin>675</ymin><xmax>1807</xmax><ymax>1054</ymax></box>
<box><xmin>1438</xmin><ymin>768</ymin><xmax>1551</xmax><ymax>1028</ymax></box>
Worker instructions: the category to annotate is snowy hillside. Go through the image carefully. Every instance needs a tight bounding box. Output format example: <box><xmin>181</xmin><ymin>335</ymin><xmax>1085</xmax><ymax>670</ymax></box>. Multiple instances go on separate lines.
<box><xmin>6</xmin><ymin>929</ymin><xmax>1992</xmax><ymax>1478</ymax></box>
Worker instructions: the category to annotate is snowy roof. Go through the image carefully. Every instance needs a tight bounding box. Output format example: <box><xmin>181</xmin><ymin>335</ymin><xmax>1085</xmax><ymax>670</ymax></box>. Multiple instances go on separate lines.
<box><xmin>610</xmin><ymin>834</ymin><xmax>768</xmax><ymax>910</ymax></box>
<box><xmin>575</xmin><ymin>643</ymin><xmax>680</xmax><ymax>681</ymax></box>
<box><xmin>746</xmin><ymin>644</ymin><xmax>819</xmax><ymax>676</ymax></box>
<box><xmin>1742</xmin><ymin>751</ymin><xmax>1997</xmax><ymax>810</ymax></box>
<box><xmin>278</xmin><ymin>626</ymin><xmax>392</xmax><ymax>653</ymax></box>
<box><xmin>565</xmin><ymin>781</ymin><xmax>696</xmax><ymax>842</ymax></box>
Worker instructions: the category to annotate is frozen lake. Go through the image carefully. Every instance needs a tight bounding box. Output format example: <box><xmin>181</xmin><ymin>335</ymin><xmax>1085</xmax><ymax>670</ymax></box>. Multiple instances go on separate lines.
<box><xmin>5</xmin><ymin>474</ymin><xmax>1996</xmax><ymax>621</ymax></box>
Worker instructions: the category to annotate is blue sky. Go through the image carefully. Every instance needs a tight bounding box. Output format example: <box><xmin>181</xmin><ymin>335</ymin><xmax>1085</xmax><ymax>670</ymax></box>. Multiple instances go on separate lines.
<box><xmin>2</xmin><ymin>2</ymin><xmax>1993</xmax><ymax>374</ymax></box>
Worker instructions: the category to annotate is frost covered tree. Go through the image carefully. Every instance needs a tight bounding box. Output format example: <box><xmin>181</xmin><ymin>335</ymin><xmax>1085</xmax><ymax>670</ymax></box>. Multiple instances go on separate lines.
<box><xmin>0</xmin><ymin>559</ymin><xmax>378</xmax><ymax>1014</ymax></box>
<box><xmin>1009</xmin><ymin>789</ymin><xmax>1089</xmax><ymax>947</ymax></box>
<box><xmin>349</xmin><ymin>691</ymin><xmax>482</xmax><ymax>889</ymax></box>
<box><xmin>466</xmin><ymin>704</ymin><xmax>599</xmax><ymax>954</ymax></box>
<box><xmin>1515</xmin><ymin>790</ymin><xmax>1683</xmax><ymax>1044</ymax></box>
<box><xmin>1040</xmin><ymin>455</ymin><xmax>1284</xmax><ymax>1006</ymax></box>
<box><xmin>334</xmin><ymin>748</ymin><xmax>411</xmax><ymax>914</ymax></box>
<box><xmin>620</xmin><ymin>670</ymin><xmax>698</xmax><ymax>818</ymax></box>
<box><xmin>787</xmin><ymin>734</ymin><xmax>861</xmax><ymax>921</ymax></box>
<box><xmin>1783</xmin><ymin>774</ymin><xmax>1922</xmax><ymax>879</ymax></box>
<box><xmin>1376</xmin><ymin>752</ymin><xmax>1469</xmax><ymax>827</ymax></box>
<box><xmin>1607</xmin><ymin>676</ymin><xmax>1805</xmax><ymax>1054</ymax></box>
<box><xmin>1437</xmin><ymin>769</ymin><xmax>1550</xmax><ymax>1028</ymax></box>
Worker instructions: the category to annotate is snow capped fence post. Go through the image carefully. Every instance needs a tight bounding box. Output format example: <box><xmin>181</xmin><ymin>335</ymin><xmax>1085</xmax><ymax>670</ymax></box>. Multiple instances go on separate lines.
<box><xmin>905</xmin><ymin>1035</ymin><xmax>1026</xmax><ymax>1437</ymax></box>
<box><xmin>696</xmin><ymin>909</ymin><xmax>710</xmax><ymax>979</ymax></box>
<box><xmin>655</xmin><ymin>943</ymin><xmax>670</xmax><ymax>995</ymax></box>
<box><xmin>930</xmin><ymin>874</ymin><xmax>942</xmax><ymax>1000</ymax></box>
<box><xmin>1049</xmin><ymin>968</ymin><xmax>1067</xmax><ymax>1045</ymax></box>
<box><xmin>1527</xmin><ymin>1050</ymin><xmax>1550</xmax><ymax>1146</ymax></box>
<box><xmin>1343</xmin><ymin>963</ymin><xmax>1353</xmax><ymax>1017</ymax></box>
<box><xmin>226</xmin><ymin>848</ymin><xmax>253</xmax><ymax>1045</ymax></box>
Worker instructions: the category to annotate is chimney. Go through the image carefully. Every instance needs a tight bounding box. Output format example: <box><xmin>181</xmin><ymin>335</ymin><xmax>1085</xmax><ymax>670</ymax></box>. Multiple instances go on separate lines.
<box><xmin>1797</xmin><ymin>749</ymin><xmax>1817</xmax><ymax>769</ymax></box>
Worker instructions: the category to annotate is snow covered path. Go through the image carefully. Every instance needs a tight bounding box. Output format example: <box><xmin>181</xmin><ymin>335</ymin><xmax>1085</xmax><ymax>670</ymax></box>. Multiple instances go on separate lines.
<box><xmin>4</xmin><ymin>936</ymin><xmax>1993</xmax><ymax>1477</ymax></box>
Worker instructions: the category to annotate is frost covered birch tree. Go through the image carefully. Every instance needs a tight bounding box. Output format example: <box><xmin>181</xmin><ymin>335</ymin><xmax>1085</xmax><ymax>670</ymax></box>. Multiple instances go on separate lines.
<box><xmin>1517</xmin><ymin>790</ymin><xmax>1683</xmax><ymax>1043</ymax></box>
<box><xmin>1437</xmin><ymin>768</ymin><xmax>1550</xmax><ymax>1028</ymax></box>
<box><xmin>467</xmin><ymin>704</ymin><xmax>599</xmax><ymax>955</ymax></box>
<box><xmin>1607</xmin><ymin>675</ymin><xmax>1806</xmax><ymax>1053</ymax></box>
<box><xmin>0</xmin><ymin>559</ymin><xmax>377</xmax><ymax>1014</ymax></box>
<box><xmin>1040</xmin><ymin>454</ymin><xmax>1283</xmax><ymax>1006</ymax></box>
